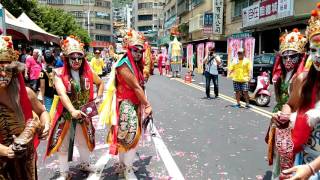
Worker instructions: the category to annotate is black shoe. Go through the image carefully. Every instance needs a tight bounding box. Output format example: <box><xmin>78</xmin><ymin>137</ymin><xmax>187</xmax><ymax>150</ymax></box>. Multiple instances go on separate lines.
<box><xmin>207</xmin><ymin>97</ymin><xmax>213</xmax><ymax>100</ymax></box>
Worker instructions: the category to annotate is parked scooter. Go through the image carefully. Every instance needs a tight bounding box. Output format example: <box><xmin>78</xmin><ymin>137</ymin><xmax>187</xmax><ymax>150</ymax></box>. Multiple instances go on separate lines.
<box><xmin>248</xmin><ymin>71</ymin><xmax>271</xmax><ymax>106</ymax></box>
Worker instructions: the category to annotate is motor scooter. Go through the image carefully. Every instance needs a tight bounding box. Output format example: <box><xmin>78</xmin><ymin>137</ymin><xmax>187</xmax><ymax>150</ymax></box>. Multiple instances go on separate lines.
<box><xmin>248</xmin><ymin>71</ymin><xmax>271</xmax><ymax>106</ymax></box>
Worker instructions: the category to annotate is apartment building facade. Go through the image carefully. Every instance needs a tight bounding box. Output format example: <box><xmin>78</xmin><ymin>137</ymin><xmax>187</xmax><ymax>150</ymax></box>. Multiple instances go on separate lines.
<box><xmin>226</xmin><ymin>0</ymin><xmax>318</xmax><ymax>54</ymax></box>
<box><xmin>39</xmin><ymin>0</ymin><xmax>113</xmax><ymax>48</ymax></box>
<box><xmin>132</xmin><ymin>0</ymin><xmax>165</xmax><ymax>46</ymax></box>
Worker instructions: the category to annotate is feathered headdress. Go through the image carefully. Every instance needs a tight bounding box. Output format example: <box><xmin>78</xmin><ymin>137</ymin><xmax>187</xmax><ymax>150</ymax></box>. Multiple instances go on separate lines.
<box><xmin>0</xmin><ymin>36</ymin><xmax>19</xmax><ymax>61</ymax></box>
<box><xmin>60</xmin><ymin>35</ymin><xmax>85</xmax><ymax>56</ymax></box>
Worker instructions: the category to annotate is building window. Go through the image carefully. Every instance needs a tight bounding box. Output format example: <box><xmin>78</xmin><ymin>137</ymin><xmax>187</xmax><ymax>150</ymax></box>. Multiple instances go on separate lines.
<box><xmin>71</xmin><ymin>11</ymin><xmax>84</xmax><ymax>18</ymax></box>
<box><xmin>96</xmin><ymin>24</ymin><xmax>111</xmax><ymax>31</ymax></box>
<box><xmin>138</xmin><ymin>15</ymin><xmax>153</xmax><ymax>21</ymax></box>
<box><xmin>138</xmin><ymin>2</ymin><xmax>153</xmax><ymax>9</ymax></box>
<box><xmin>95</xmin><ymin>0</ymin><xmax>111</xmax><ymax>8</ymax></box>
<box><xmin>96</xmin><ymin>35</ymin><xmax>111</xmax><ymax>41</ymax></box>
<box><xmin>138</xmin><ymin>26</ymin><xmax>152</xmax><ymax>32</ymax></box>
<box><xmin>191</xmin><ymin>0</ymin><xmax>204</xmax><ymax>8</ymax></box>
<box><xmin>69</xmin><ymin>0</ymin><xmax>82</xmax><ymax>5</ymax></box>
<box><xmin>96</xmin><ymin>12</ymin><xmax>111</xmax><ymax>20</ymax></box>
<box><xmin>233</xmin><ymin>0</ymin><xmax>254</xmax><ymax>18</ymax></box>
<box><xmin>47</xmin><ymin>0</ymin><xmax>64</xmax><ymax>4</ymax></box>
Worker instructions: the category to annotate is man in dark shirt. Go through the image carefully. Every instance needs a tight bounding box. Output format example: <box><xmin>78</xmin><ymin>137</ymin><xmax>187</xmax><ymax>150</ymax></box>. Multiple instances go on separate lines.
<box><xmin>39</xmin><ymin>50</ymin><xmax>56</xmax><ymax>111</ymax></box>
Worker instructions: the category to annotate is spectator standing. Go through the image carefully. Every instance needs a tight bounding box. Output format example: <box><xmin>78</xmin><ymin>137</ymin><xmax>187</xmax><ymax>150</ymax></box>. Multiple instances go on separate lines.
<box><xmin>203</xmin><ymin>47</ymin><xmax>221</xmax><ymax>99</ymax></box>
<box><xmin>90</xmin><ymin>50</ymin><xmax>105</xmax><ymax>77</ymax></box>
<box><xmin>228</xmin><ymin>48</ymin><xmax>251</xmax><ymax>108</ymax></box>
<box><xmin>157</xmin><ymin>53</ymin><xmax>164</xmax><ymax>75</ymax></box>
<box><xmin>39</xmin><ymin>50</ymin><xmax>57</xmax><ymax>111</ymax></box>
<box><xmin>25</xmin><ymin>49</ymin><xmax>42</xmax><ymax>92</ymax></box>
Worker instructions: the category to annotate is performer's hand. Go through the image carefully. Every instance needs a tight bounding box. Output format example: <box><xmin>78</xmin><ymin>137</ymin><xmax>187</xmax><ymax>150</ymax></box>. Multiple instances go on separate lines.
<box><xmin>71</xmin><ymin>110</ymin><xmax>87</xmax><ymax>119</ymax></box>
<box><xmin>282</xmin><ymin>165</ymin><xmax>313</xmax><ymax>180</ymax></box>
<box><xmin>40</xmin><ymin>121</ymin><xmax>50</xmax><ymax>140</ymax></box>
<box><xmin>271</xmin><ymin>111</ymin><xmax>281</xmax><ymax>126</ymax></box>
<box><xmin>144</xmin><ymin>105</ymin><xmax>152</xmax><ymax>117</ymax></box>
<box><xmin>7</xmin><ymin>145</ymin><xmax>15</xmax><ymax>159</ymax></box>
<box><xmin>94</xmin><ymin>95</ymin><xmax>103</xmax><ymax>107</ymax></box>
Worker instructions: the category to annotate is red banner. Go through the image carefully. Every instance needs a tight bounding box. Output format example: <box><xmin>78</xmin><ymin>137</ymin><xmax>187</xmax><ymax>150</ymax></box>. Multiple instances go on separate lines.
<box><xmin>259</xmin><ymin>0</ymin><xmax>278</xmax><ymax>18</ymax></box>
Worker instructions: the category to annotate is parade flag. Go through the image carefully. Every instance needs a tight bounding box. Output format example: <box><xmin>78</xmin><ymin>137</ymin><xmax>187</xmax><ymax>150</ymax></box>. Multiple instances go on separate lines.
<box><xmin>187</xmin><ymin>44</ymin><xmax>193</xmax><ymax>71</ymax></box>
<box><xmin>205</xmin><ymin>42</ymin><xmax>214</xmax><ymax>59</ymax></box>
<box><xmin>197</xmin><ymin>43</ymin><xmax>204</xmax><ymax>74</ymax></box>
<box><xmin>244</xmin><ymin>37</ymin><xmax>255</xmax><ymax>76</ymax></box>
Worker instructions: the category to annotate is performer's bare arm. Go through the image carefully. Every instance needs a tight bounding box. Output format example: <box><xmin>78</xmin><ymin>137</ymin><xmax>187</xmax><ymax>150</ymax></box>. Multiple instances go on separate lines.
<box><xmin>54</xmin><ymin>76</ymin><xmax>86</xmax><ymax>119</ymax></box>
<box><xmin>39</xmin><ymin>79</ymin><xmax>45</xmax><ymax>104</ymax></box>
<box><xmin>118</xmin><ymin>64</ymin><xmax>152</xmax><ymax>115</ymax></box>
<box><xmin>282</xmin><ymin>72</ymin><xmax>306</xmax><ymax>113</ymax></box>
<box><xmin>92</xmin><ymin>72</ymin><xmax>104</xmax><ymax>98</ymax></box>
<box><xmin>26</xmin><ymin>87</ymin><xmax>50</xmax><ymax>139</ymax></box>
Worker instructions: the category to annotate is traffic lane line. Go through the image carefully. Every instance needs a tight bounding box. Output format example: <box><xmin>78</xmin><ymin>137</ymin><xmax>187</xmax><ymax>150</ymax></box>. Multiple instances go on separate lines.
<box><xmin>152</xmin><ymin>125</ymin><xmax>185</xmax><ymax>180</ymax></box>
<box><xmin>173</xmin><ymin>78</ymin><xmax>272</xmax><ymax>119</ymax></box>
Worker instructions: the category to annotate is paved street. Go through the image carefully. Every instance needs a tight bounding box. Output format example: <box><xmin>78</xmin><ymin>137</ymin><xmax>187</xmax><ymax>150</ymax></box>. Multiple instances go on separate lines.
<box><xmin>37</xmin><ymin>69</ymin><xmax>273</xmax><ymax>180</ymax></box>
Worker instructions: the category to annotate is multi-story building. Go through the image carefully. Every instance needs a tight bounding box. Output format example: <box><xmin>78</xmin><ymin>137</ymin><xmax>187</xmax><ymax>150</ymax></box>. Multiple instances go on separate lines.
<box><xmin>226</xmin><ymin>0</ymin><xmax>318</xmax><ymax>54</ymax></box>
<box><xmin>39</xmin><ymin>0</ymin><xmax>113</xmax><ymax>49</ymax></box>
<box><xmin>132</xmin><ymin>0</ymin><xmax>165</xmax><ymax>46</ymax></box>
<box><xmin>113</xmin><ymin>4</ymin><xmax>132</xmax><ymax>29</ymax></box>
<box><xmin>158</xmin><ymin>0</ymin><xmax>177</xmax><ymax>46</ymax></box>
<box><xmin>177</xmin><ymin>0</ymin><xmax>227</xmax><ymax>52</ymax></box>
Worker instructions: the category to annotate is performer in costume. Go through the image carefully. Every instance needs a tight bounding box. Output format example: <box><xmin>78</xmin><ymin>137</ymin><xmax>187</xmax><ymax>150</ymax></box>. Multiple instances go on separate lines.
<box><xmin>265</xmin><ymin>29</ymin><xmax>307</xmax><ymax>178</ymax></box>
<box><xmin>0</xmin><ymin>36</ymin><xmax>50</xmax><ymax>180</ymax></box>
<box><xmin>45</xmin><ymin>36</ymin><xmax>104</xmax><ymax>179</ymax></box>
<box><xmin>168</xmin><ymin>26</ymin><xmax>183</xmax><ymax>78</ymax></box>
<box><xmin>100</xmin><ymin>29</ymin><xmax>152</xmax><ymax>180</ymax></box>
<box><xmin>274</xmin><ymin>3</ymin><xmax>320</xmax><ymax>179</ymax></box>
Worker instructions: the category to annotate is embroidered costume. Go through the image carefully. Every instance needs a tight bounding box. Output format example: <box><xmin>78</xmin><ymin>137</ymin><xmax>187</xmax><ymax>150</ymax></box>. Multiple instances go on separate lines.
<box><xmin>0</xmin><ymin>36</ymin><xmax>45</xmax><ymax>180</ymax></box>
<box><xmin>266</xmin><ymin>29</ymin><xmax>307</xmax><ymax>178</ymax></box>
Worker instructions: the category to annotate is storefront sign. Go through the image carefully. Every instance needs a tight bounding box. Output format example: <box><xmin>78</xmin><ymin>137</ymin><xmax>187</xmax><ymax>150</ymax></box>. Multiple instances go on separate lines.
<box><xmin>90</xmin><ymin>41</ymin><xmax>112</xmax><ymax>48</ymax></box>
<box><xmin>197</xmin><ymin>43</ymin><xmax>204</xmax><ymax>74</ymax></box>
<box><xmin>187</xmin><ymin>44</ymin><xmax>193</xmax><ymax>71</ymax></box>
<box><xmin>213</xmin><ymin>0</ymin><xmax>224</xmax><ymax>34</ymax></box>
<box><xmin>242</xmin><ymin>4</ymin><xmax>259</xmax><ymax>27</ymax></box>
<box><xmin>242</xmin><ymin>0</ymin><xmax>294</xmax><ymax>28</ymax></box>
<box><xmin>259</xmin><ymin>0</ymin><xmax>278</xmax><ymax>18</ymax></box>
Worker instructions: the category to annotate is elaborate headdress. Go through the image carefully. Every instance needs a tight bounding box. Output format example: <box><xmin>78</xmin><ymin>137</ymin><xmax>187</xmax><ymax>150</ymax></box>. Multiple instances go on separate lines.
<box><xmin>0</xmin><ymin>36</ymin><xmax>19</xmax><ymax>61</ymax></box>
<box><xmin>306</xmin><ymin>3</ymin><xmax>320</xmax><ymax>40</ymax></box>
<box><xmin>279</xmin><ymin>28</ymin><xmax>307</xmax><ymax>54</ymax></box>
<box><xmin>119</xmin><ymin>29</ymin><xmax>146</xmax><ymax>48</ymax></box>
<box><xmin>170</xmin><ymin>26</ymin><xmax>180</xmax><ymax>36</ymax></box>
<box><xmin>60</xmin><ymin>35</ymin><xmax>85</xmax><ymax>56</ymax></box>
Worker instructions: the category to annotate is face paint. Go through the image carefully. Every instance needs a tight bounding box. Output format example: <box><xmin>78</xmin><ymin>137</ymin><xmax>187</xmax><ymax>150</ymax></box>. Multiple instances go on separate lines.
<box><xmin>0</xmin><ymin>63</ymin><xmax>13</xmax><ymax>88</ymax></box>
<box><xmin>130</xmin><ymin>46</ymin><xmax>144</xmax><ymax>62</ymax></box>
<box><xmin>281</xmin><ymin>50</ymin><xmax>300</xmax><ymax>72</ymax></box>
<box><xmin>68</xmin><ymin>53</ymin><xmax>84</xmax><ymax>70</ymax></box>
<box><xmin>310</xmin><ymin>35</ymin><xmax>320</xmax><ymax>71</ymax></box>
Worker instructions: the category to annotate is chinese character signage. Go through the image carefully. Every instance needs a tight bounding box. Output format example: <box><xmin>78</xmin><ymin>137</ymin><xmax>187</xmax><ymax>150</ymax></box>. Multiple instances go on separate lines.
<box><xmin>197</xmin><ymin>43</ymin><xmax>204</xmax><ymax>74</ymax></box>
<box><xmin>242</xmin><ymin>4</ymin><xmax>259</xmax><ymax>27</ymax></box>
<box><xmin>213</xmin><ymin>0</ymin><xmax>224</xmax><ymax>34</ymax></box>
<box><xmin>260</xmin><ymin>0</ymin><xmax>278</xmax><ymax>18</ymax></box>
<box><xmin>187</xmin><ymin>44</ymin><xmax>193</xmax><ymax>71</ymax></box>
<box><xmin>242</xmin><ymin>0</ymin><xmax>293</xmax><ymax>28</ymax></box>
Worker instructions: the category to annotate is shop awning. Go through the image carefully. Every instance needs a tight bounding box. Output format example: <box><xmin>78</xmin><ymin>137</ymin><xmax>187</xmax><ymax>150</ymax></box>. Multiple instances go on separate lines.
<box><xmin>17</xmin><ymin>13</ymin><xmax>60</xmax><ymax>44</ymax></box>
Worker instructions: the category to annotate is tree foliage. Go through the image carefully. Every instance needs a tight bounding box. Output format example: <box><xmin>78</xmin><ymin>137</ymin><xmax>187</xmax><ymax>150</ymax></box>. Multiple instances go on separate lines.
<box><xmin>2</xmin><ymin>0</ymin><xmax>91</xmax><ymax>44</ymax></box>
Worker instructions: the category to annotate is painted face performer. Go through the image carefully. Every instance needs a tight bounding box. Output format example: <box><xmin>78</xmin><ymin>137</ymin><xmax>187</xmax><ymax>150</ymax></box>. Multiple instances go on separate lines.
<box><xmin>45</xmin><ymin>36</ymin><xmax>104</xmax><ymax>179</ymax></box>
<box><xmin>0</xmin><ymin>36</ymin><xmax>50</xmax><ymax>180</ymax></box>
<box><xmin>273</xmin><ymin>3</ymin><xmax>320</xmax><ymax>179</ymax></box>
<box><xmin>100</xmin><ymin>29</ymin><xmax>152</xmax><ymax>180</ymax></box>
<box><xmin>266</xmin><ymin>29</ymin><xmax>307</xmax><ymax>177</ymax></box>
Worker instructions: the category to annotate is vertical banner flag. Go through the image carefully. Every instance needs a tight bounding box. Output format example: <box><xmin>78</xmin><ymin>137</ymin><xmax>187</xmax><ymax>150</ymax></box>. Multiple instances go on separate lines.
<box><xmin>197</xmin><ymin>43</ymin><xmax>204</xmax><ymax>74</ymax></box>
<box><xmin>227</xmin><ymin>37</ymin><xmax>255</xmax><ymax>77</ymax></box>
<box><xmin>244</xmin><ymin>37</ymin><xmax>255</xmax><ymax>76</ymax></box>
<box><xmin>205</xmin><ymin>42</ymin><xmax>214</xmax><ymax>59</ymax></box>
<box><xmin>187</xmin><ymin>44</ymin><xmax>193</xmax><ymax>71</ymax></box>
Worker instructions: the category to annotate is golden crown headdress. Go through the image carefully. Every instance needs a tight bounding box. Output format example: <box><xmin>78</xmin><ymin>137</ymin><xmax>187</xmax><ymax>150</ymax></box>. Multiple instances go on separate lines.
<box><xmin>60</xmin><ymin>35</ymin><xmax>85</xmax><ymax>56</ymax></box>
<box><xmin>119</xmin><ymin>29</ymin><xmax>146</xmax><ymax>48</ymax></box>
<box><xmin>306</xmin><ymin>3</ymin><xmax>320</xmax><ymax>40</ymax></box>
<box><xmin>0</xmin><ymin>36</ymin><xmax>19</xmax><ymax>62</ymax></box>
<box><xmin>279</xmin><ymin>28</ymin><xmax>307</xmax><ymax>54</ymax></box>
